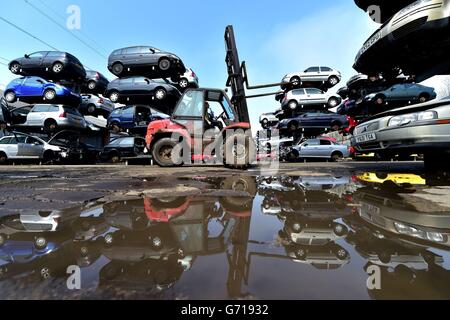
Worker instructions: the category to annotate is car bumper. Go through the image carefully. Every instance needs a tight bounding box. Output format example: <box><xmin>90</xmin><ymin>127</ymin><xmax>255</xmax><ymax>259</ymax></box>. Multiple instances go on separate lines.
<box><xmin>353</xmin><ymin>121</ymin><xmax>450</xmax><ymax>153</ymax></box>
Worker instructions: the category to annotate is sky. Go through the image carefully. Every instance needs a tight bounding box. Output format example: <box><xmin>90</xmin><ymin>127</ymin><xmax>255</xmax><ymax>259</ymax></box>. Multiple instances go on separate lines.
<box><xmin>0</xmin><ymin>0</ymin><xmax>378</xmax><ymax>129</ymax></box>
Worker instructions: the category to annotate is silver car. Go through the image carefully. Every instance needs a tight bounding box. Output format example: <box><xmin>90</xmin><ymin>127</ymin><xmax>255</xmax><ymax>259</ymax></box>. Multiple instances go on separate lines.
<box><xmin>0</xmin><ymin>132</ymin><xmax>63</xmax><ymax>164</ymax></box>
<box><xmin>22</xmin><ymin>104</ymin><xmax>86</xmax><ymax>131</ymax></box>
<box><xmin>259</xmin><ymin>112</ymin><xmax>279</xmax><ymax>129</ymax></box>
<box><xmin>282</xmin><ymin>66</ymin><xmax>342</xmax><ymax>88</ymax></box>
<box><xmin>176</xmin><ymin>68</ymin><xmax>199</xmax><ymax>89</ymax></box>
<box><xmin>282</xmin><ymin>88</ymin><xmax>341</xmax><ymax>111</ymax></box>
<box><xmin>290</xmin><ymin>138</ymin><xmax>350</xmax><ymax>161</ymax></box>
<box><xmin>351</xmin><ymin>98</ymin><xmax>450</xmax><ymax>162</ymax></box>
<box><xmin>80</xmin><ymin>94</ymin><xmax>115</xmax><ymax>117</ymax></box>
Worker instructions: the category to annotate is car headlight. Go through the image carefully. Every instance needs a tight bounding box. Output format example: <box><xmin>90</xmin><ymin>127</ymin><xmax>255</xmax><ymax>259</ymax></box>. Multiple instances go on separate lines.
<box><xmin>388</xmin><ymin>111</ymin><xmax>437</xmax><ymax>127</ymax></box>
<box><xmin>394</xmin><ymin>222</ymin><xmax>445</xmax><ymax>243</ymax></box>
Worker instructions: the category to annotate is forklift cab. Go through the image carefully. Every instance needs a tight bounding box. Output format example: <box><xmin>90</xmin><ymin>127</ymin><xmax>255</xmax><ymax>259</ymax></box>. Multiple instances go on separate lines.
<box><xmin>171</xmin><ymin>88</ymin><xmax>238</xmax><ymax>136</ymax></box>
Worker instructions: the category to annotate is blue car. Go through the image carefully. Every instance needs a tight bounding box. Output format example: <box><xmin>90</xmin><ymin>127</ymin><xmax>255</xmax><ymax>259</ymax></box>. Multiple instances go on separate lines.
<box><xmin>4</xmin><ymin>77</ymin><xmax>81</xmax><ymax>104</ymax></box>
<box><xmin>107</xmin><ymin>105</ymin><xmax>168</xmax><ymax>131</ymax></box>
<box><xmin>0</xmin><ymin>240</ymin><xmax>57</xmax><ymax>264</ymax></box>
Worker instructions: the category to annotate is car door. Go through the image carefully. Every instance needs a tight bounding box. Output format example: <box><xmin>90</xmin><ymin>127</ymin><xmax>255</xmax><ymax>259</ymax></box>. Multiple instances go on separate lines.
<box><xmin>305</xmin><ymin>88</ymin><xmax>324</xmax><ymax>104</ymax></box>
<box><xmin>121</xmin><ymin>106</ymin><xmax>136</xmax><ymax>128</ymax></box>
<box><xmin>21</xmin><ymin>77</ymin><xmax>44</xmax><ymax>97</ymax></box>
<box><xmin>132</xmin><ymin>77</ymin><xmax>151</xmax><ymax>96</ymax></box>
<box><xmin>124</xmin><ymin>47</ymin><xmax>141</xmax><ymax>66</ymax></box>
<box><xmin>299</xmin><ymin>139</ymin><xmax>320</xmax><ymax>158</ymax></box>
<box><xmin>26</xmin><ymin>105</ymin><xmax>49</xmax><ymax>126</ymax></box>
<box><xmin>22</xmin><ymin>52</ymin><xmax>46</xmax><ymax>71</ymax></box>
<box><xmin>120</xmin><ymin>78</ymin><xmax>135</xmax><ymax>95</ymax></box>
<box><xmin>303</xmin><ymin>67</ymin><xmax>320</xmax><ymax>81</ymax></box>
<box><xmin>294</xmin><ymin>89</ymin><xmax>307</xmax><ymax>104</ymax></box>
<box><xmin>139</xmin><ymin>47</ymin><xmax>156</xmax><ymax>66</ymax></box>
<box><xmin>24</xmin><ymin>136</ymin><xmax>45</xmax><ymax>157</ymax></box>
<box><xmin>319</xmin><ymin>139</ymin><xmax>334</xmax><ymax>157</ymax></box>
<box><xmin>0</xmin><ymin>137</ymin><xmax>17</xmax><ymax>158</ymax></box>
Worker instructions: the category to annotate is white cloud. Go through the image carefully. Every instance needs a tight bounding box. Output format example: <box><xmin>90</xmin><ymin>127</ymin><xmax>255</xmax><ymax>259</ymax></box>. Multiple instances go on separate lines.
<box><xmin>247</xmin><ymin>4</ymin><xmax>379</xmax><ymax>130</ymax></box>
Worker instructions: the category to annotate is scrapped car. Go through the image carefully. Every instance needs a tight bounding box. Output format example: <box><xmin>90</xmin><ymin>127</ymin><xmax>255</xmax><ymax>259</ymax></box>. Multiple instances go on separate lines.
<box><xmin>278</xmin><ymin>111</ymin><xmax>350</xmax><ymax>132</ymax></box>
<box><xmin>105</xmin><ymin>77</ymin><xmax>181</xmax><ymax>105</ymax></box>
<box><xmin>351</xmin><ymin>97</ymin><xmax>450</xmax><ymax>167</ymax></box>
<box><xmin>0</xmin><ymin>132</ymin><xmax>63</xmax><ymax>164</ymax></box>
<box><xmin>174</xmin><ymin>68</ymin><xmax>199</xmax><ymax>90</ymax></box>
<box><xmin>100</xmin><ymin>136</ymin><xmax>150</xmax><ymax>163</ymax></box>
<box><xmin>288</xmin><ymin>138</ymin><xmax>351</xmax><ymax>161</ymax></box>
<box><xmin>282</xmin><ymin>66</ymin><xmax>342</xmax><ymax>89</ymax></box>
<box><xmin>47</xmin><ymin>130</ymin><xmax>101</xmax><ymax>164</ymax></box>
<box><xmin>275</xmin><ymin>90</ymin><xmax>286</xmax><ymax>102</ymax></box>
<box><xmin>107</xmin><ymin>105</ymin><xmax>168</xmax><ymax>131</ymax></box>
<box><xmin>4</xmin><ymin>77</ymin><xmax>81</xmax><ymax>104</ymax></box>
<box><xmin>8</xmin><ymin>51</ymin><xmax>86</xmax><ymax>80</ymax></box>
<box><xmin>362</xmin><ymin>83</ymin><xmax>437</xmax><ymax>105</ymax></box>
<box><xmin>281</xmin><ymin>88</ymin><xmax>342</xmax><ymax>111</ymax></box>
<box><xmin>259</xmin><ymin>112</ymin><xmax>279</xmax><ymax>129</ymax></box>
<box><xmin>354</xmin><ymin>0</ymin><xmax>416</xmax><ymax>24</ymax></box>
<box><xmin>108</xmin><ymin>46</ymin><xmax>186</xmax><ymax>78</ymax></box>
<box><xmin>354</xmin><ymin>0</ymin><xmax>450</xmax><ymax>81</ymax></box>
<box><xmin>0</xmin><ymin>99</ymin><xmax>10</xmax><ymax>128</ymax></box>
<box><xmin>356</xmin><ymin>172</ymin><xmax>427</xmax><ymax>186</ymax></box>
<box><xmin>20</xmin><ymin>104</ymin><xmax>87</xmax><ymax>132</ymax></box>
<box><xmin>83</xmin><ymin>70</ymin><xmax>109</xmax><ymax>93</ymax></box>
<box><xmin>80</xmin><ymin>94</ymin><xmax>115</xmax><ymax>117</ymax></box>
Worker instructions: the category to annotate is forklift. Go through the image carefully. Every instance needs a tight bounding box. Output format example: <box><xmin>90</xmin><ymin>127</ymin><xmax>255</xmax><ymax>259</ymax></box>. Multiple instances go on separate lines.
<box><xmin>145</xmin><ymin>25</ymin><xmax>289</xmax><ymax>169</ymax></box>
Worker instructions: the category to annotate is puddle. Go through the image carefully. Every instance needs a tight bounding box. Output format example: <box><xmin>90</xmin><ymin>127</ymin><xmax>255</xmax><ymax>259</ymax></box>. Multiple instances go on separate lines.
<box><xmin>1</xmin><ymin>173</ymin><xmax>450</xmax><ymax>299</ymax></box>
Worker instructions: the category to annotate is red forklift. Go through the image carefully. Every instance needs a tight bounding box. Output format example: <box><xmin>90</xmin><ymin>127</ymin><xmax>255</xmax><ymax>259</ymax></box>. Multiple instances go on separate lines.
<box><xmin>146</xmin><ymin>26</ymin><xmax>286</xmax><ymax>169</ymax></box>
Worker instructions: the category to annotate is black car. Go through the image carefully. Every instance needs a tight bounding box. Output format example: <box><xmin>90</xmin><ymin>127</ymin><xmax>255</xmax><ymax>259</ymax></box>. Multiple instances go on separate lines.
<box><xmin>47</xmin><ymin>130</ymin><xmax>101</xmax><ymax>164</ymax></box>
<box><xmin>107</xmin><ymin>46</ymin><xmax>186</xmax><ymax>78</ymax></box>
<box><xmin>8</xmin><ymin>51</ymin><xmax>86</xmax><ymax>81</ymax></box>
<box><xmin>105</xmin><ymin>77</ymin><xmax>181</xmax><ymax>106</ymax></box>
<box><xmin>354</xmin><ymin>0</ymin><xmax>416</xmax><ymax>23</ymax></box>
<box><xmin>82</xmin><ymin>70</ymin><xmax>110</xmax><ymax>93</ymax></box>
<box><xmin>0</xmin><ymin>99</ymin><xmax>10</xmax><ymax>128</ymax></box>
<box><xmin>100</xmin><ymin>136</ymin><xmax>150</xmax><ymax>163</ymax></box>
<box><xmin>278</xmin><ymin>111</ymin><xmax>350</xmax><ymax>132</ymax></box>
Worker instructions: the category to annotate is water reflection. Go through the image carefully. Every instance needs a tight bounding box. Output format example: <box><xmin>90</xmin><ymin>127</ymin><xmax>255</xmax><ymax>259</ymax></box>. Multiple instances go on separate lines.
<box><xmin>0</xmin><ymin>173</ymin><xmax>450</xmax><ymax>299</ymax></box>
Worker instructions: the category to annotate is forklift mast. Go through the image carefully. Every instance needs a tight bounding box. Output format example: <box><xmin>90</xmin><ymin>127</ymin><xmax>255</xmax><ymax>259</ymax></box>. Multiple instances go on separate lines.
<box><xmin>225</xmin><ymin>25</ymin><xmax>250</xmax><ymax>124</ymax></box>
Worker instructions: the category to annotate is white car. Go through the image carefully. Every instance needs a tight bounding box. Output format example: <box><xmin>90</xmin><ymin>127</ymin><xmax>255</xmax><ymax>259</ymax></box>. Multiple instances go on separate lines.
<box><xmin>282</xmin><ymin>66</ymin><xmax>342</xmax><ymax>88</ymax></box>
<box><xmin>282</xmin><ymin>88</ymin><xmax>342</xmax><ymax>111</ymax></box>
<box><xmin>0</xmin><ymin>132</ymin><xmax>64</xmax><ymax>164</ymax></box>
<box><xmin>175</xmin><ymin>68</ymin><xmax>199</xmax><ymax>90</ymax></box>
<box><xmin>259</xmin><ymin>112</ymin><xmax>279</xmax><ymax>129</ymax></box>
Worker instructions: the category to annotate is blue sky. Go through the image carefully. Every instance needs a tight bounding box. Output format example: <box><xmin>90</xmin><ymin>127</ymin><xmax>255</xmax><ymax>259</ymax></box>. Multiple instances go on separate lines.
<box><xmin>0</xmin><ymin>0</ymin><xmax>377</xmax><ymax>128</ymax></box>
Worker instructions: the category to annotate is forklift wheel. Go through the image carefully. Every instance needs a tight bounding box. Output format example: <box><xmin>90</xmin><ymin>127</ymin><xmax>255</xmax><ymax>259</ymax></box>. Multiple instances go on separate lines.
<box><xmin>223</xmin><ymin>133</ymin><xmax>255</xmax><ymax>169</ymax></box>
<box><xmin>152</xmin><ymin>138</ymin><xmax>184</xmax><ymax>167</ymax></box>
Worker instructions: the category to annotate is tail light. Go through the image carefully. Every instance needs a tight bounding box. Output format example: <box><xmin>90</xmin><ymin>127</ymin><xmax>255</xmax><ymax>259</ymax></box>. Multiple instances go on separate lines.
<box><xmin>59</xmin><ymin>112</ymin><xmax>67</xmax><ymax>118</ymax></box>
<box><xmin>96</xmin><ymin>72</ymin><xmax>100</xmax><ymax>79</ymax></box>
<box><xmin>98</xmin><ymin>98</ymin><xmax>104</xmax><ymax>104</ymax></box>
<box><xmin>191</xmin><ymin>71</ymin><xmax>196</xmax><ymax>77</ymax></box>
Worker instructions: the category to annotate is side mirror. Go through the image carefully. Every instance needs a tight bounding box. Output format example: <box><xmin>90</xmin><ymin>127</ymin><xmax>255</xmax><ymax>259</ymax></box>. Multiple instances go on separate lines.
<box><xmin>24</xmin><ymin>54</ymin><xmax>30</xmax><ymax>59</ymax></box>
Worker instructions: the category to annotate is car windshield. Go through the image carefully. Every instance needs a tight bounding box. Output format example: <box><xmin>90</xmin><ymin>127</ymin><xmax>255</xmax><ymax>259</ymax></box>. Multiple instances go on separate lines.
<box><xmin>174</xmin><ymin>91</ymin><xmax>204</xmax><ymax>118</ymax></box>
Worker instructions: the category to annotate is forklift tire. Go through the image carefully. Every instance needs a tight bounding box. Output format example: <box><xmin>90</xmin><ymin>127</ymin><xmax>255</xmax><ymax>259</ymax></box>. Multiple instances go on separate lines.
<box><xmin>152</xmin><ymin>138</ymin><xmax>183</xmax><ymax>167</ymax></box>
<box><xmin>223</xmin><ymin>133</ymin><xmax>255</xmax><ymax>169</ymax></box>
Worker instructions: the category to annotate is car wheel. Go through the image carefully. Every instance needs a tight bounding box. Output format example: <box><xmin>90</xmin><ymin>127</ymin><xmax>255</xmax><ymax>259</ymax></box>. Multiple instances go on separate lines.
<box><xmin>0</xmin><ymin>153</ymin><xmax>7</xmax><ymax>165</ymax></box>
<box><xmin>290</xmin><ymin>76</ymin><xmax>301</xmax><ymax>87</ymax></box>
<box><xmin>9</xmin><ymin>62</ymin><xmax>21</xmax><ymax>74</ymax></box>
<box><xmin>5</xmin><ymin>91</ymin><xmax>16</xmax><ymax>103</ymax></box>
<box><xmin>419</xmin><ymin>93</ymin><xmax>430</xmax><ymax>103</ymax></box>
<box><xmin>87</xmin><ymin>81</ymin><xmax>97</xmax><ymax>90</ymax></box>
<box><xmin>375</xmin><ymin>95</ymin><xmax>386</xmax><ymax>105</ymax></box>
<box><xmin>288</xmin><ymin>121</ymin><xmax>299</xmax><ymax>132</ymax></box>
<box><xmin>44</xmin><ymin>119</ymin><xmax>58</xmax><ymax>132</ymax></box>
<box><xmin>43</xmin><ymin>150</ymin><xmax>55</xmax><ymax>164</ymax></box>
<box><xmin>40</xmin><ymin>267</ymin><xmax>52</xmax><ymax>280</ymax></box>
<box><xmin>288</xmin><ymin>100</ymin><xmax>298</xmax><ymax>111</ymax></box>
<box><xmin>104</xmin><ymin>233</ymin><xmax>114</xmax><ymax>246</ymax></box>
<box><xmin>261</xmin><ymin>118</ymin><xmax>269</xmax><ymax>129</ymax></box>
<box><xmin>109</xmin><ymin>91</ymin><xmax>120</xmax><ymax>103</ymax></box>
<box><xmin>34</xmin><ymin>236</ymin><xmax>48</xmax><ymax>249</ymax></box>
<box><xmin>296</xmin><ymin>248</ymin><xmax>307</xmax><ymax>260</ymax></box>
<box><xmin>335</xmin><ymin>248</ymin><xmax>349</xmax><ymax>260</ymax></box>
<box><xmin>328</xmin><ymin>76</ymin><xmax>339</xmax><ymax>86</ymax></box>
<box><xmin>155</xmin><ymin>88</ymin><xmax>167</xmax><ymax>101</ymax></box>
<box><xmin>328</xmin><ymin>97</ymin><xmax>339</xmax><ymax>108</ymax></box>
<box><xmin>44</xmin><ymin>89</ymin><xmax>56</xmax><ymax>101</ymax></box>
<box><xmin>179</xmin><ymin>78</ymin><xmax>189</xmax><ymax>89</ymax></box>
<box><xmin>52</xmin><ymin>62</ymin><xmax>64</xmax><ymax>74</ymax></box>
<box><xmin>87</xmin><ymin>104</ymin><xmax>96</xmax><ymax>114</ymax></box>
<box><xmin>110</xmin><ymin>153</ymin><xmax>121</xmax><ymax>164</ymax></box>
<box><xmin>158</xmin><ymin>58</ymin><xmax>171</xmax><ymax>71</ymax></box>
<box><xmin>112</xmin><ymin>63</ymin><xmax>124</xmax><ymax>76</ymax></box>
<box><xmin>288</xmin><ymin>149</ymin><xmax>299</xmax><ymax>162</ymax></box>
<box><xmin>152</xmin><ymin>138</ymin><xmax>183</xmax><ymax>167</ymax></box>
<box><xmin>150</xmin><ymin>235</ymin><xmax>163</xmax><ymax>250</ymax></box>
<box><xmin>333</xmin><ymin>223</ymin><xmax>348</xmax><ymax>236</ymax></box>
<box><xmin>331</xmin><ymin>152</ymin><xmax>343</xmax><ymax>162</ymax></box>
<box><xmin>291</xmin><ymin>222</ymin><xmax>302</xmax><ymax>233</ymax></box>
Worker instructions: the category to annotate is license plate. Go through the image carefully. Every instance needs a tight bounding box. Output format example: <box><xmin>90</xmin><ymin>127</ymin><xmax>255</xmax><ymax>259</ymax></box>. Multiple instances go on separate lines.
<box><xmin>356</xmin><ymin>133</ymin><xmax>377</xmax><ymax>143</ymax></box>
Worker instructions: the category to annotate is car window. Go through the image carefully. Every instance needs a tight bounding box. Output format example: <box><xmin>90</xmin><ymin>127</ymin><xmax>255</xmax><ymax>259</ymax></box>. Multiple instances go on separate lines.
<box><xmin>112</xmin><ymin>49</ymin><xmax>122</xmax><ymax>55</ymax></box>
<box><xmin>48</xmin><ymin>105</ymin><xmax>60</xmax><ymax>113</ymax></box>
<box><xmin>25</xmin><ymin>77</ymin><xmax>44</xmax><ymax>85</ymax></box>
<box><xmin>28</xmin><ymin>52</ymin><xmax>45</xmax><ymax>58</ymax></box>
<box><xmin>122</xmin><ymin>107</ymin><xmax>135</xmax><ymax>116</ymax></box>
<box><xmin>25</xmin><ymin>137</ymin><xmax>43</xmax><ymax>145</ymax></box>
<box><xmin>293</xmin><ymin>89</ymin><xmax>305</xmax><ymax>95</ymax></box>
<box><xmin>320</xmin><ymin>140</ymin><xmax>332</xmax><ymax>146</ymax></box>
<box><xmin>321</xmin><ymin>67</ymin><xmax>332</xmax><ymax>72</ymax></box>
<box><xmin>134</xmin><ymin>77</ymin><xmax>150</xmax><ymax>85</ymax></box>
<box><xmin>46</xmin><ymin>52</ymin><xmax>62</xmax><ymax>58</ymax></box>
<box><xmin>305</xmin><ymin>88</ymin><xmax>323</xmax><ymax>95</ymax></box>
<box><xmin>119</xmin><ymin>137</ymin><xmax>135</xmax><ymax>146</ymax></box>
<box><xmin>111</xmin><ymin>109</ymin><xmax>122</xmax><ymax>116</ymax></box>
<box><xmin>11</xmin><ymin>78</ymin><xmax>24</xmax><ymax>85</ymax></box>
<box><xmin>32</xmin><ymin>105</ymin><xmax>50</xmax><ymax>113</ymax></box>
<box><xmin>64</xmin><ymin>107</ymin><xmax>81</xmax><ymax>116</ymax></box>
<box><xmin>120</xmin><ymin>78</ymin><xmax>134</xmax><ymax>85</ymax></box>
<box><xmin>174</xmin><ymin>91</ymin><xmax>204</xmax><ymax>118</ymax></box>
<box><xmin>0</xmin><ymin>137</ymin><xmax>13</xmax><ymax>144</ymax></box>
<box><xmin>305</xmin><ymin>67</ymin><xmax>320</xmax><ymax>73</ymax></box>
<box><xmin>305</xmin><ymin>140</ymin><xmax>320</xmax><ymax>146</ymax></box>
<box><xmin>124</xmin><ymin>47</ymin><xmax>141</xmax><ymax>54</ymax></box>
<box><xmin>14</xmin><ymin>135</ymin><xmax>27</xmax><ymax>143</ymax></box>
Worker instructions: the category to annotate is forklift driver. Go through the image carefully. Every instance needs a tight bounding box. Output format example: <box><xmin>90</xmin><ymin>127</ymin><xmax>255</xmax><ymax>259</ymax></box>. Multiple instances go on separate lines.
<box><xmin>204</xmin><ymin>102</ymin><xmax>223</xmax><ymax>131</ymax></box>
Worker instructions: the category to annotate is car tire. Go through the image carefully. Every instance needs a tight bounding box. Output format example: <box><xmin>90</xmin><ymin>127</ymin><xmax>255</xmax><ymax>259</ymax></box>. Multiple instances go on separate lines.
<box><xmin>288</xmin><ymin>149</ymin><xmax>299</xmax><ymax>162</ymax></box>
<box><xmin>4</xmin><ymin>91</ymin><xmax>16</xmax><ymax>103</ymax></box>
<box><xmin>375</xmin><ymin>94</ymin><xmax>386</xmax><ymax>105</ymax></box>
<box><xmin>290</xmin><ymin>76</ymin><xmax>301</xmax><ymax>87</ymax></box>
<box><xmin>112</xmin><ymin>63</ymin><xmax>124</xmax><ymax>76</ymax></box>
<box><xmin>296</xmin><ymin>248</ymin><xmax>307</xmax><ymax>260</ymax></box>
<box><xmin>0</xmin><ymin>153</ymin><xmax>7</xmax><ymax>165</ymax></box>
<box><xmin>44</xmin><ymin>89</ymin><xmax>56</xmax><ymax>101</ymax></box>
<box><xmin>109</xmin><ymin>91</ymin><xmax>120</xmax><ymax>103</ymax></box>
<box><xmin>34</xmin><ymin>236</ymin><xmax>48</xmax><ymax>249</ymax></box>
<box><xmin>52</xmin><ymin>62</ymin><xmax>64</xmax><ymax>74</ymax></box>
<box><xmin>110</xmin><ymin>153</ymin><xmax>121</xmax><ymax>164</ymax></box>
<box><xmin>333</xmin><ymin>223</ymin><xmax>348</xmax><ymax>237</ymax></box>
<box><xmin>87</xmin><ymin>81</ymin><xmax>97</xmax><ymax>90</ymax></box>
<box><xmin>44</xmin><ymin>119</ymin><xmax>58</xmax><ymax>132</ymax></box>
<box><xmin>419</xmin><ymin>93</ymin><xmax>430</xmax><ymax>103</ymax></box>
<box><xmin>331</xmin><ymin>151</ymin><xmax>343</xmax><ymax>162</ymax></box>
<box><xmin>87</xmin><ymin>104</ymin><xmax>96</xmax><ymax>114</ymax></box>
<box><xmin>335</xmin><ymin>248</ymin><xmax>349</xmax><ymax>260</ymax></box>
<box><xmin>43</xmin><ymin>150</ymin><xmax>55</xmax><ymax>164</ymax></box>
<box><xmin>150</xmin><ymin>235</ymin><xmax>163</xmax><ymax>250</ymax></box>
<box><xmin>179</xmin><ymin>78</ymin><xmax>189</xmax><ymax>89</ymax></box>
<box><xmin>328</xmin><ymin>76</ymin><xmax>339</xmax><ymax>86</ymax></box>
<box><xmin>223</xmin><ymin>133</ymin><xmax>256</xmax><ymax>169</ymax></box>
<box><xmin>261</xmin><ymin>118</ymin><xmax>269</xmax><ymax>129</ymax></box>
<box><xmin>152</xmin><ymin>138</ymin><xmax>184</xmax><ymax>167</ymax></box>
<box><xmin>9</xmin><ymin>62</ymin><xmax>21</xmax><ymax>74</ymax></box>
<box><xmin>288</xmin><ymin>100</ymin><xmax>298</xmax><ymax>110</ymax></box>
<box><xmin>288</xmin><ymin>121</ymin><xmax>299</xmax><ymax>132</ymax></box>
<box><xmin>328</xmin><ymin>97</ymin><xmax>339</xmax><ymax>108</ymax></box>
<box><xmin>155</xmin><ymin>88</ymin><xmax>167</xmax><ymax>101</ymax></box>
<box><xmin>158</xmin><ymin>58</ymin><xmax>171</xmax><ymax>71</ymax></box>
